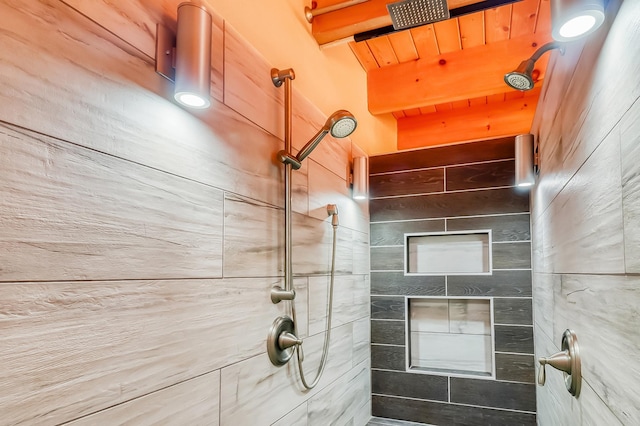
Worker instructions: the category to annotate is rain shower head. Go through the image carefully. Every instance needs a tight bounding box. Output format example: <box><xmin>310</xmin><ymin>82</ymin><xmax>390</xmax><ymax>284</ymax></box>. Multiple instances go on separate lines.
<box><xmin>296</xmin><ymin>110</ymin><xmax>357</xmax><ymax>163</ymax></box>
<box><xmin>387</xmin><ymin>0</ymin><xmax>450</xmax><ymax>30</ymax></box>
<box><xmin>504</xmin><ymin>42</ymin><xmax>564</xmax><ymax>91</ymax></box>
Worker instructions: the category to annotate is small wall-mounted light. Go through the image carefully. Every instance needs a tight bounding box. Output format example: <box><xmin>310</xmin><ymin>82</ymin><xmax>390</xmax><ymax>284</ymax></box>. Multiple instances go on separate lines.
<box><xmin>515</xmin><ymin>134</ymin><xmax>538</xmax><ymax>188</ymax></box>
<box><xmin>351</xmin><ymin>156</ymin><xmax>369</xmax><ymax>200</ymax></box>
<box><xmin>551</xmin><ymin>0</ymin><xmax>605</xmax><ymax>42</ymax></box>
<box><xmin>155</xmin><ymin>2</ymin><xmax>212</xmax><ymax>109</ymax></box>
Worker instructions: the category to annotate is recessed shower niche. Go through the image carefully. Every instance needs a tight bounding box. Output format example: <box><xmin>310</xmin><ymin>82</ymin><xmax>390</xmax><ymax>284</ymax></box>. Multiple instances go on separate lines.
<box><xmin>407</xmin><ymin>297</ymin><xmax>495</xmax><ymax>378</ymax></box>
<box><xmin>404</xmin><ymin>231</ymin><xmax>495</xmax><ymax>377</ymax></box>
<box><xmin>405</xmin><ymin>230</ymin><xmax>492</xmax><ymax>276</ymax></box>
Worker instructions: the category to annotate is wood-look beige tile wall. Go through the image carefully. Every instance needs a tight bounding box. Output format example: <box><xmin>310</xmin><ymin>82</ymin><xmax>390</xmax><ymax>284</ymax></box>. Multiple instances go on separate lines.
<box><xmin>0</xmin><ymin>1</ymin><xmax>370</xmax><ymax>425</ymax></box>
<box><xmin>530</xmin><ymin>0</ymin><xmax>640</xmax><ymax>424</ymax></box>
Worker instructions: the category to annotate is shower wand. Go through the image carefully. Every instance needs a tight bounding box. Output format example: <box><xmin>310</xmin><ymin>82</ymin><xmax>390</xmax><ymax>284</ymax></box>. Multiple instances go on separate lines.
<box><xmin>267</xmin><ymin>66</ymin><xmax>354</xmax><ymax>391</ymax></box>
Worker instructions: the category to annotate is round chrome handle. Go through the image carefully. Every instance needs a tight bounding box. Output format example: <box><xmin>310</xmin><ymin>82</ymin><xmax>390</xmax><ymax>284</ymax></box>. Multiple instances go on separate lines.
<box><xmin>537</xmin><ymin>329</ymin><xmax>581</xmax><ymax>397</ymax></box>
<box><xmin>267</xmin><ymin>316</ymin><xmax>299</xmax><ymax>366</ymax></box>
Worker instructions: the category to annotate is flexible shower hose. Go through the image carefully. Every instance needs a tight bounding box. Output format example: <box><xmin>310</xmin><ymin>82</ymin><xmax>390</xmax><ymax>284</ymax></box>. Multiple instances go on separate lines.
<box><xmin>290</xmin><ymin>221</ymin><xmax>338</xmax><ymax>390</ymax></box>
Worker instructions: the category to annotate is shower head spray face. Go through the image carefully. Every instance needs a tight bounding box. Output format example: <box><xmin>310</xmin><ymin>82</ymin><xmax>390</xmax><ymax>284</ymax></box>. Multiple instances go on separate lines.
<box><xmin>327</xmin><ymin>110</ymin><xmax>357</xmax><ymax>138</ymax></box>
<box><xmin>504</xmin><ymin>59</ymin><xmax>536</xmax><ymax>91</ymax></box>
<box><xmin>504</xmin><ymin>72</ymin><xmax>535</xmax><ymax>91</ymax></box>
<box><xmin>387</xmin><ymin>0</ymin><xmax>450</xmax><ymax>30</ymax></box>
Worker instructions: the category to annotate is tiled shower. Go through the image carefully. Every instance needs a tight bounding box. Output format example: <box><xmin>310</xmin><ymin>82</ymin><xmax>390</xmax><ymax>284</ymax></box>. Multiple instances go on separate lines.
<box><xmin>2</xmin><ymin>0</ymin><xmax>640</xmax><ymax>425</ymax></box>
<box><xmin>369</xmin><ymin>138</ymin><xmax>536</xmax><ymax>424</ymax></box>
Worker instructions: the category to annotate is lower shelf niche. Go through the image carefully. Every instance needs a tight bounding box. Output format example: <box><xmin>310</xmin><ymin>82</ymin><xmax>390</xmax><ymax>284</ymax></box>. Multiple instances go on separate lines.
<box><xmin>407</xmin><ymin>296</ymin><xmax>495</xmax><ymax>378</ymax></box>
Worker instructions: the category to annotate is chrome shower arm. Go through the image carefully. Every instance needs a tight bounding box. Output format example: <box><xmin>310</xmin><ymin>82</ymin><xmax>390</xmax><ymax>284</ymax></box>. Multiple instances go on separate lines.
<box><xmin>530</xmin><ymin>42</ymin><xmax>563</xmax><ymax>62</ymax></box>
<box><xmin>519</xmin><ymin>42</ymin><xmax>565</xmax><ymax>75</ymax></box>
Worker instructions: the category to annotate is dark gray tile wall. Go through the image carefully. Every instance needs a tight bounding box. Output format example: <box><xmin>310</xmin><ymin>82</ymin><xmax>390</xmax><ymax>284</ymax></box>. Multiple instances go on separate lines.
<box><xmin>371</xmin><ymin>320</ymin><xmax>405</xmax><ymax>345</ymax></box>
<box><xmin>369</xmin><ymin>138</ymin><xmax>535</xmax><ymax>425</ymax></box>
<box><xmin>371</xmin><ymin>272</ymin><xmax>445</xmax><ymax>296</ymax></box>
<box><xmin>372</xmin><ymin>345</ymin><xmax>406</xmax><ymax>371</ymax></box>
<box><xmin>447</xmin><ymin>214</ymin><xmax>531</xmax><ymax>242</ymax></box>
<box><xmin>372</xmin><ymin>371</ymin><xmax>448</xmax><ymax>401</ymax></box>
<box><xmin>370</xmin><ymin>187</ymin><xmax>530</xmax><ymax>221</ymax></box>
<box><xmin>370</xmin><ymin>219</ymin><xmax>445</xmax><ymax>246</ymax></box>
<box><xmin>372</xmin><ymin>396</ymin><xmax>536</xmax><ymax>426</ymax></box>
<box><xmin>495</xmin><ymin>353</ymin><xmax>535</xmax><ymax>383</ymax></box>
<box><xmin>447</xmin><ymin>270</ymin><xmax>532</xmax><ymax>297</ymax></box>
<box><xmin>495</xmin><ymin>325</ymin><xmax>535</xmax><ymax>353</ymax></box>
<box><xmin>494</xmin><ymin>299</ymin><xmax>534</xmax><ymax>325</ymax></box>
<box><xmin>370</xmin><ymin>168</ymin><xmax>445</xmax><ymax>197</ymax></box>
<box><xmin>371</xmin><ymin>296</ymin><xmax>406</xmax><ymax>320</ymax></box>
<box><xmin>445</xmin><ymin>159</ymin><xmax>515</xmax><ymax>191</ymax></box>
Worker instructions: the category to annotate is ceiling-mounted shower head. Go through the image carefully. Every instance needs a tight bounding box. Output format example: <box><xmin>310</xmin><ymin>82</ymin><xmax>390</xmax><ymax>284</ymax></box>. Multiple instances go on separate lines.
<box><xmin>296</xmin><ymin>110</ymin><xmax>357</xmax><ymax>163</ymax></box>
<box><xmin>387</xmin><ymin>0</ymin><xmax>450</xmax><ymax>30</ymax></box>
<box><xmin>504</xmin><ymin>42</ymin><xmax>564</xmax><ymax>91</ymax></box>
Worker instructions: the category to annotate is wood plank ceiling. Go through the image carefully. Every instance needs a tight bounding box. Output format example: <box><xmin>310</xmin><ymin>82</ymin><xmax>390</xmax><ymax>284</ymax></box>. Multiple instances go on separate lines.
<box><xmin>309</xmin><ymin>0</ymin><xmax>553</xmax><ymax>150</ymax></box>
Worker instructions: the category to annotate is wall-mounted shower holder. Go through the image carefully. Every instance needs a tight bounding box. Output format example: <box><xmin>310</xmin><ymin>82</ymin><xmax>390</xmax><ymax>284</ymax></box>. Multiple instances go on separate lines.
<box><xmin>271</xmin><ymin>286</ymin><xmax>295</xmax><ymax>304</ymax></box>
<box><xmin>538</xmin><ymin>329</ymin><xmax>581</xmax><ymax>397</ymax></box>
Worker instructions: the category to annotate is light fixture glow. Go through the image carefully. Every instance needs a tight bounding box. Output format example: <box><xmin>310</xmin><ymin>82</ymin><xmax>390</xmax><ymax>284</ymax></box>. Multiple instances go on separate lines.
<box><xmin>175</xmin><ymin>92</ymin><xmax>210</xmax><ymax>109</ymax></box>
<box><xmin>155</xmin><ymin>2</ymin><xmax>212</xmax><ymax>109</ymax></box>
<box><xmin>515</xmin><ymin>134</ymin><xmax>536</xmax><ymax>189</ymax></box>
<box><xmin>551</xmin><ymin>0</ymin><xmax>605</xmax><ymax>42</ymax></box>
<box><xmin>559</xmin><ymin>15</ymin><xmax>597</xmax><ymax>38</ymax></box>
<box><xmin>352</xmin><ymin>156</ymin><xmax>369</xmax><ymax>200</ymax></box>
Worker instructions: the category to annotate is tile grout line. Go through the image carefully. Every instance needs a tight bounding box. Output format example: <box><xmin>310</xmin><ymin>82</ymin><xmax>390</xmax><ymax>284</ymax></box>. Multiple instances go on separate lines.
<box><xmin>370</xmin><ymin>211</ymin><xmax>531</xmax><ymax>224</ymax></box>
<box><xmin>369</xmin><ymin>157</ymin><xmax>516</xmax><ymax>176</ymax></box>
<box><xmin>372</xmin><ymin>393</ymin><xmax>536</xmax><ymax>415</ymax></box>
<box><xmin>370</xmin><ymin>185</ymin><xmax>519</xmax><ymax>200</ymax></box>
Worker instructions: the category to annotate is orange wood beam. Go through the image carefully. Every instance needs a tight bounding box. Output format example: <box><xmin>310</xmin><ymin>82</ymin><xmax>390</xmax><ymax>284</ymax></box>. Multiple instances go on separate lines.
<box><xmin>368</xmin><ymin>33</ymin><xmax>552</xmax><ymax>114</ymax></box>
<box><xmin>311</xmin><ymin>0</ymin><xmax>476</xmax><ymax>45</ymax></box>
<box><xmin>397</xmin><ymin>88</ymin><xmax>540</xmax><ymax>150</ymax></box>
<box><xmin>348</xmin><ymin>40</ymin><xmax>379</xmax><ymax>71</ymax></box>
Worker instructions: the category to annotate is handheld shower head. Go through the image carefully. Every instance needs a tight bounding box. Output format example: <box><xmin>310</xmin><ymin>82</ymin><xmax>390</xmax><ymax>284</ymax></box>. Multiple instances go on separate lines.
<box><xmin>296</xmin><ymin>110</ymin><xmax>357</xmax><ymax>163</ymax></box>
<box><xmin>327</xmin><ymin>110</ymin><xmax>358</xmax><ymax>138</ymax></box>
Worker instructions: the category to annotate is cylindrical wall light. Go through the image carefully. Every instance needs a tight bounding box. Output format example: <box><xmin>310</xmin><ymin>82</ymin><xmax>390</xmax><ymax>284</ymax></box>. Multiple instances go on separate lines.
<box><xmin>515</xmin><ymin>134</ymin><xmax>535</xmax><ymax>188</ymax></box>
<box><xmin>352</xmin><ymin>156</ymin><xmax>368</xmax><ymax>200</ymax></box>
<box><xmin>174</xmin><ymin>2</ymin><xmax>212</xmax><ymax>108</ymax></box>
<box><xmin>155</xmin><ymin>2</ymin><xmax>212</xmax><ymax>109</ymax></box>
<box><xmin>551</xmin><ymin>0</ymin><xmax>605</xmax><ymax>42</ymax></box>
